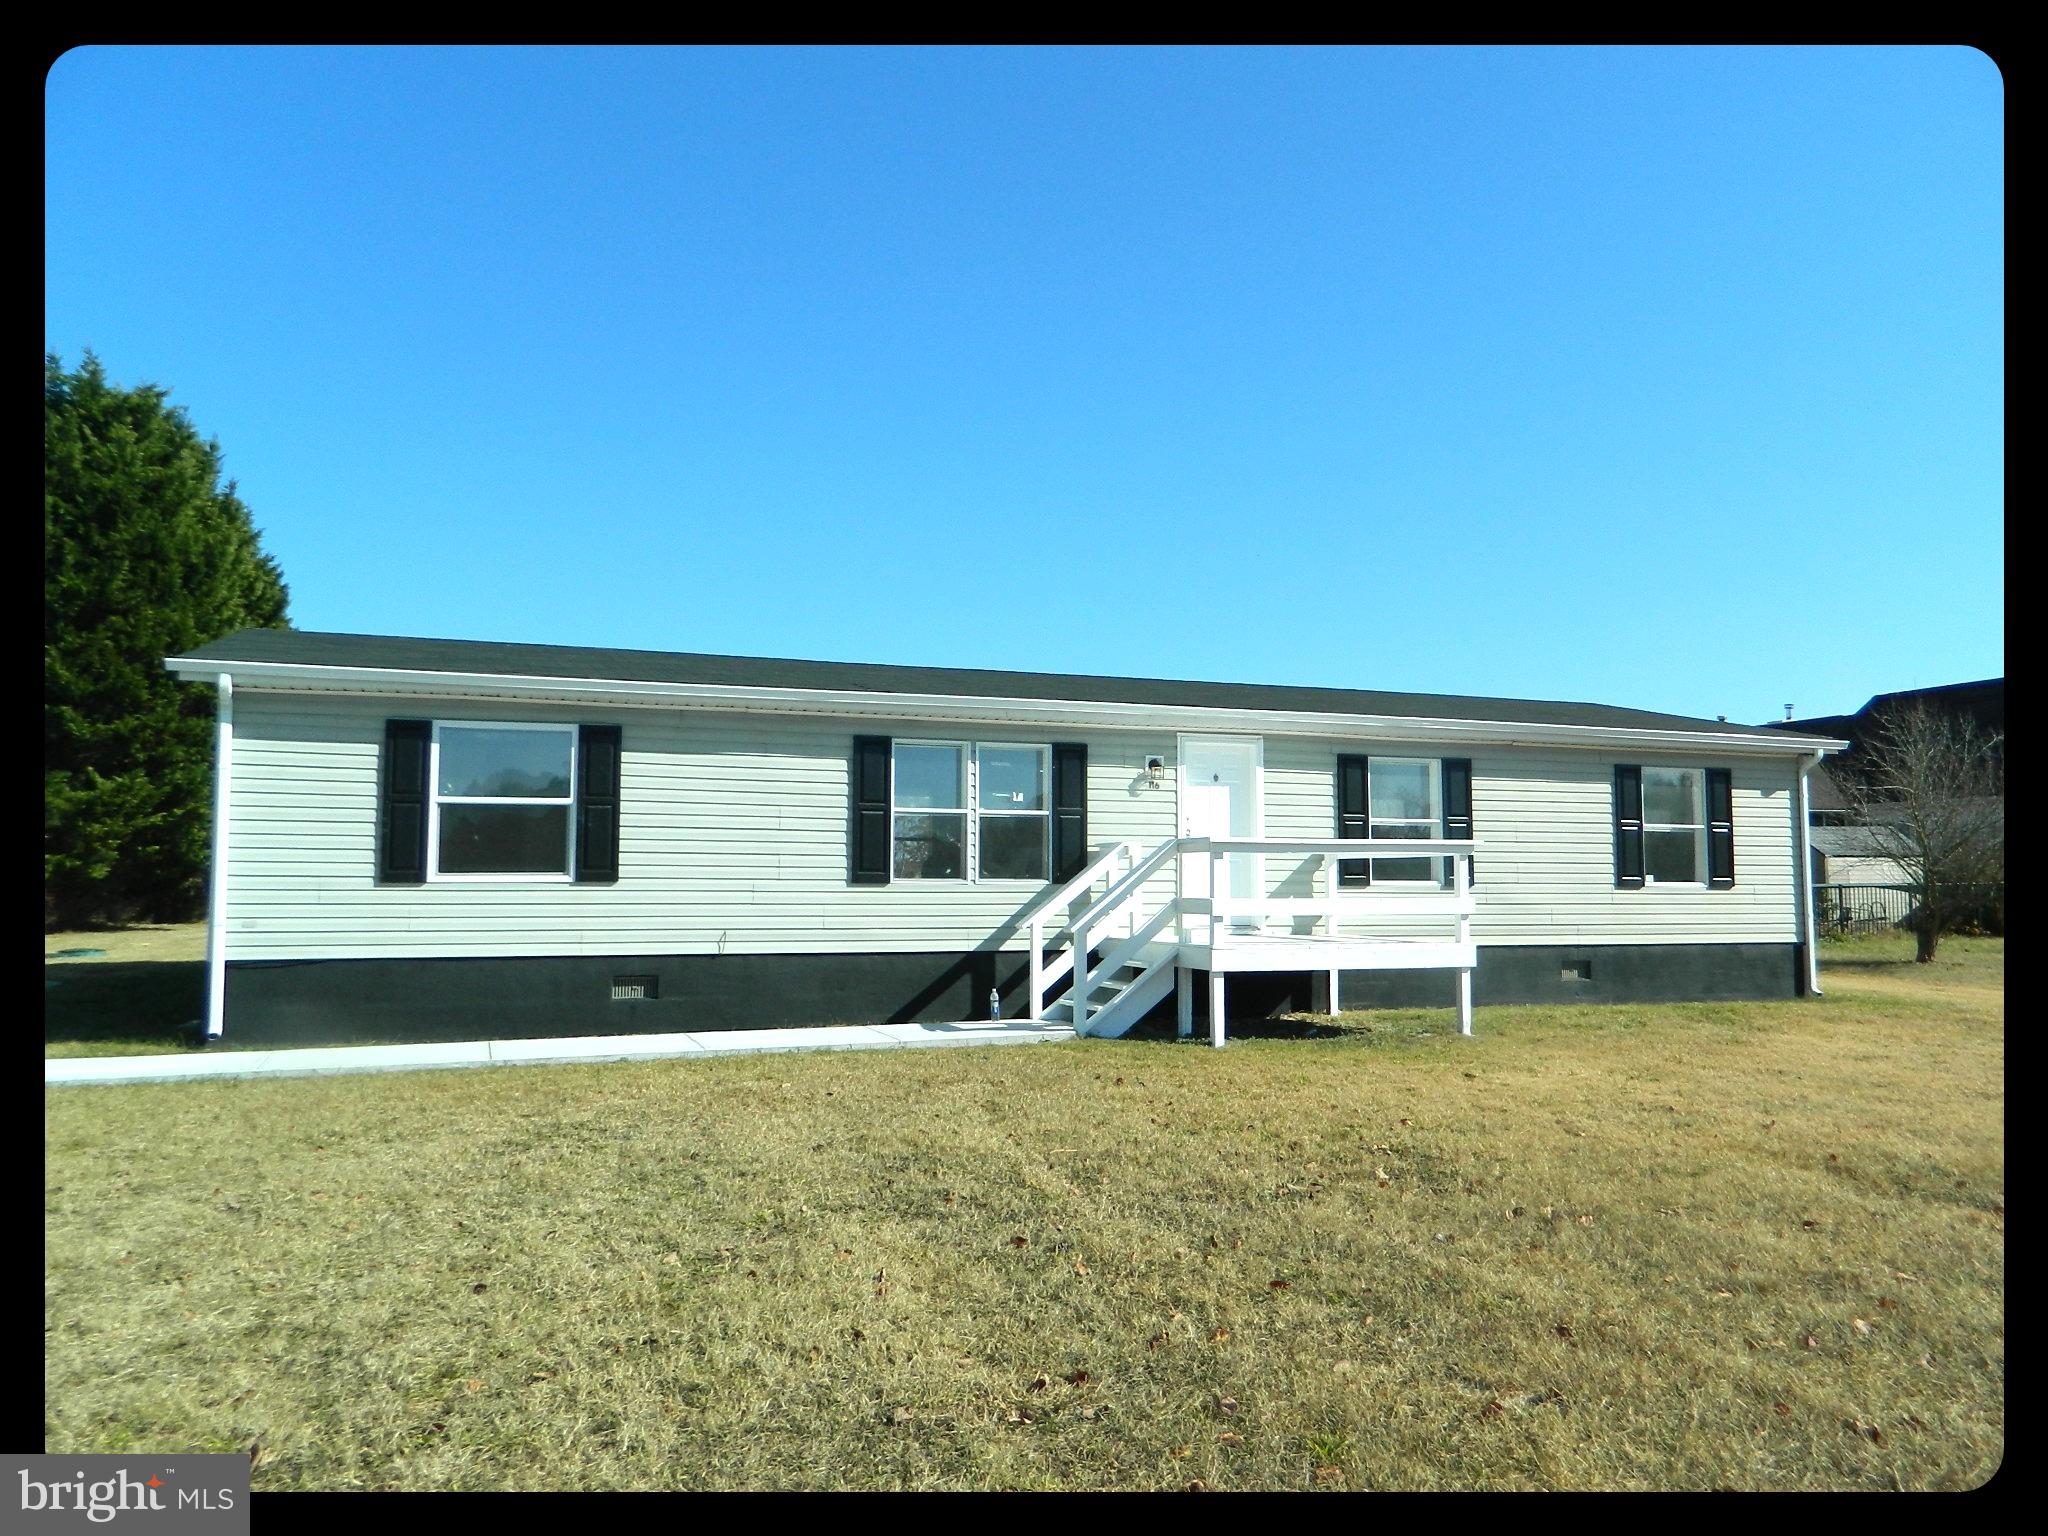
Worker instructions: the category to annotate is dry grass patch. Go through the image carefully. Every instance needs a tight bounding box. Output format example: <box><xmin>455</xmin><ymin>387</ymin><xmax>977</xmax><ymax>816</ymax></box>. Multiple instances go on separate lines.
<box><xmin>44</xmin><ymin>937</ymin><xmax>2002</xmax><ymax>1489</ymax></box>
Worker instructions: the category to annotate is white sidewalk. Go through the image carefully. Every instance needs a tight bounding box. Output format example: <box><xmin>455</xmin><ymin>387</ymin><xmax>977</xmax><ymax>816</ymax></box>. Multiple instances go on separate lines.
<box><xmin>45</xmin><ymin>1018</ymin><xmax>1077</xmax><ymax>1087</ymax></box>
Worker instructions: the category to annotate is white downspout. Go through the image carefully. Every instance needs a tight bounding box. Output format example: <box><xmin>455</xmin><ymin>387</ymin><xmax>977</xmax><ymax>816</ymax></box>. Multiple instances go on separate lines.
<box><xmin>203</xmin><ymin>672</ymin><xmax>233</xmax><ymax>1041</ymax></box>
<box><xmin>1795</xmin><ymin>750</ymin><xmax>1822</xmax><ymax>997</ymax></box>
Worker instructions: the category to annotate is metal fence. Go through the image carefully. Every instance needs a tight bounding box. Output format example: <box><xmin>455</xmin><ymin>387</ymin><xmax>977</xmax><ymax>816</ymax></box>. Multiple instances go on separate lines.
<box><xmin>1815</xmin><ymin>884</ymin><xmax>1915</xmax><ymax>935</ymax></box>
<box><xmin>1813</xmin><ymin>883</ymin><xmax>2004</xmax><ymax>937</ymax></box>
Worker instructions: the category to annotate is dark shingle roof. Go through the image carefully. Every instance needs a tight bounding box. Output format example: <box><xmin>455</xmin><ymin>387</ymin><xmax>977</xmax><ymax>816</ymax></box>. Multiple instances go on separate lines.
<box><xmin>175</xmin><ymin>627</ymin><xmax>1826</xmax><ymax>741</ymax></box>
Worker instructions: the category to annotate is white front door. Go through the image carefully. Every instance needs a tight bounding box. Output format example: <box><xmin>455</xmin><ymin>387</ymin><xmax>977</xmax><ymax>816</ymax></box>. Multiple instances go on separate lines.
<box><xmin>1180</xmin><ymin>736</ymin><xmax>1263</xmax><ymax>939</ymax></box>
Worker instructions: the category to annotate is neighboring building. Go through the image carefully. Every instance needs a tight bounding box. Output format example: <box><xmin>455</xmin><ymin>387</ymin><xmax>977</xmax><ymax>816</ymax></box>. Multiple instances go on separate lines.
<box><xmin>167</xmin><ymin>630</ymin><xmax>1847</xmax><ymax>1048</ymax></box>
<box><xmin>1771</xmin><ymin>678</ymin><xmax>2003</xmax><ymax>830</ymax></box>
<box><xmin>1807</xmin><ymin>824</ymin><xmax>1915</xmax><ymax>887</ymax></box>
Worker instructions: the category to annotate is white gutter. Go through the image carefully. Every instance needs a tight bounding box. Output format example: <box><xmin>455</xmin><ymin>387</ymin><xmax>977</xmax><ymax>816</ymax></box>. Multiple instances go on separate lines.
<box><xmin>164</xmin><ymin>657</ymin><xmax>1851</xmax><ymax>759</ymax></box>
<box><xmin>203</xmin><ymin>673</ymin><xmax>233</xmax><ymax>1040</ymax></box>
<box><xmin>1796</xmin><ymin>750</ymin><xmax>1823</xmax><ymax>997</ymax></box>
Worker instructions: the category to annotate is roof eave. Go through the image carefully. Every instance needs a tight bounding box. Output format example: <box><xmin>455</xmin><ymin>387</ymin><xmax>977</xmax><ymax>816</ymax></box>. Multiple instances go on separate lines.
<box><xmin>165</xmin><ymin>656</ymin><xmax>1853</xmax><ymax>757</ymax></box>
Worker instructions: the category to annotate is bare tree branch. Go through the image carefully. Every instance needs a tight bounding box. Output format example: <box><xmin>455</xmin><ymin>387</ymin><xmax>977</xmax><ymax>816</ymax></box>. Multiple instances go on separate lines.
<box><xmin>1834</xmin><ymin>703</ymin><xmax>2003</xmax><ymax>961</ymax></box>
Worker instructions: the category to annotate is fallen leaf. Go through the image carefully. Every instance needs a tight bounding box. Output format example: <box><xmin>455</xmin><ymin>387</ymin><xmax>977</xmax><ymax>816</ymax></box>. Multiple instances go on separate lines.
<box><xmin>1217</xmin><ymin>1430</ymin><xmax>1243</xmax><ymax>1445</ymax></box>
<box><xmin>889</xmin><ymin>1405</ymin><xmax>913</xmax><ymax>1425</ymax></box>
<box><xmin>1209</xmin><ymin>1327</ymin><xmax>1231</xmax><ymax>1343</ymax></box>
<box><xmin>462</xmin><ymin>1379</ymin><xmax>484</xmax><ymax>1393</ymax></box>
<box><xmin>1554</xmin><ymin>1323</ymin><xmax>1574</xmax><ymax>1339</ymax></box>
<box><xmin>1028</xmin><ymin>1374</ymin><xmax>1050</xmax><ymax>1393</ymax></box>
<box><xmin>1774</xmin><ymin>1402</ymin><xmax>1792</xmax><ymax>1417</ymax></box>
<box><xmin>1481</xmin><ymin>1399</ymin><xmax>1505</xmax><ymax>1419</ymax></box>
<box><xmin>1009</xmin><ymin>1236</ymin><xmax>1029</xmax><ymax>1248</ymax></box>
<box><xmin>1269</xmin><ymin>1279</ymin><xmax>1292</xmax><ymax>1291</ymax></box>
<box><xmin>1217</xmin><ymin>1395</ymin><xmax>1240</xmax><ymax>1416</ymax></box>
<box><xmin>1066</xmin><ymin>1369</ymin><xmax>1091</xmax><ymax>1387</ymax></box>
<box><xmin>1074</xmin><ymin>1259</ymin><xmax>1090</xmax><ymax>1276</ymax></box>
<box><xmin>1186</xmin><ymin>1480</ymin><xmax>1211</xmax><ymax>1492</ymax></box>
<box><xmin>470</xmin><ymin>1282</ymin><xmax>487</xmax><ymax>1295</ymax></box>
<box><xmin>1803</xmin><ymin>1334</ymin><xmax>1820</xmax><ymax>1350</ymax></box>
<box><xmin>1168</xmin><ymin>1444</ymin><xmax>1191</xmax><ymax>1459</ymax></box>
<box><xmin>1315</xmin><ymin>1465</ymin><xmax>1345</xmax><ymax>1484</ymax></box>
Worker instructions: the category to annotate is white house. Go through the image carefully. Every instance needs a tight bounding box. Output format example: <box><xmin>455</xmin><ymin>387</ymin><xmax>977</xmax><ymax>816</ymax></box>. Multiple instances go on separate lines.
<box><xmin>166</xmin><ymin>630</ymin><xmax>1848</xmax><ymax>1048</ymax></box>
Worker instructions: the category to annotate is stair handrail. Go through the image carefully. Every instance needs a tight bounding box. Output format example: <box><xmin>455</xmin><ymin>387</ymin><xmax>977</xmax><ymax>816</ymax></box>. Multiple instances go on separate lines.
<box><xmin>1072</xmin><ymin>836</ymin><xmax>1184</xmax><ymax>1031</ymax></box>
<box><xmin>1025</xmin><ymin>840</ymin><xmax>1135</xmax><ymax>1020</ymax></box>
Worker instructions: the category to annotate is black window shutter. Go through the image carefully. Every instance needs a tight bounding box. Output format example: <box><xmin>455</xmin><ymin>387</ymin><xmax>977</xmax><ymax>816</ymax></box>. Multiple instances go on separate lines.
<box><xmin>1336</xmin><ymin>753</ymin><xmax>1371</xmax><ymax>888</ymax></box>
<box><xmin>575</xmin><ymin>724</ymin><xmax>622</xmax><ymax>883</ymax></box>
<box><xmin>1441</xmin><ymin>757</ymin><xmax>1474</xmax><ymax>888</ymax></box>
<box><xmin>1705</xmin><ymin>767</ymin><xmax>1735</xmax><ymax>888</ymax></box>
<box><xmin>1052</xmin><ymin>743</ymin><xmax>1088</xmax><ymax>882</ymax></box>
<box><xmin>379</xmin><ymin>719</ymin><xmax>431</xmax><ymax>884</ymax></box>
<box><xmin>1614</xmin><ymin>765</ymin><xmax>1645</xmax><ymax>889</ymax></box>
<box><xmin>851</xmin><ymin>735</ymin><xmax>892</xmax><ymax>884</ymax></box>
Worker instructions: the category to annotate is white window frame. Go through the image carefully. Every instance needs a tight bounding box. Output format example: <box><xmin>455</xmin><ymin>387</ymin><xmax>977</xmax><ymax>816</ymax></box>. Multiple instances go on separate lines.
<box><xmin>1640</xmin><ymin>765</ymin><xmax>1709</xmax><ymax>889</ymax></box>
<box><xmin>973</xmin><ymin>742</ymin><xmax>1053</xmax><ymax>885</ymax></box>
<box><xmin>889</xmin><ymin>739</ymin><xmax>1053</xmax><ymax>884</ymax></box>
<box><xmin>1368</xmin><ymin>756</ymin><xmax>1443</xmax><ymax>886</ymax></box>
<box><xmin>426</xmin><ymin>720</ymin><xmax>579</xmax><ymax>884</ymax></box>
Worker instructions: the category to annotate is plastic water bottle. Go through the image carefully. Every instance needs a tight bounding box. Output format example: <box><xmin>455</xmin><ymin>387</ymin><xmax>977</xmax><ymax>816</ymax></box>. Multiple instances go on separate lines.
<box><xmin>988</xmin><ymin>987</ymin><xmax>1001</xmax><ymax>1021</ymax></box>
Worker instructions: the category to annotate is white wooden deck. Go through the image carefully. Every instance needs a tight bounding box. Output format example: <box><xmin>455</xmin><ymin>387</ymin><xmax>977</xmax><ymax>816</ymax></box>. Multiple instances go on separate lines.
<box><xmin>1026</xmin><ymin>836</ymin><xmax>1479</xmax><ymax>1046</ymax></box>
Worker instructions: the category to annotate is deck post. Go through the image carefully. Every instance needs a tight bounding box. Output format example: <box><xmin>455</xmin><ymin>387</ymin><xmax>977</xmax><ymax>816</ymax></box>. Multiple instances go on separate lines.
<box><xmin>1028</xmin><ymin>918</ymin><xmax>1044</xmax><ymax>1021</ymax></box>
<box><xmin>1327</xmin><ymin>969</ymin><xmax>1341</xmax><ymax>1016</ymax></box>
<box><xmin>1208</xmin><ymin>969</ymin><xmax>1226</xmax><ymax>1049</ymax></box>
<box><xmin>1456</xmin><ymin>967</ymin><xmax>1473</xmax><ymax>1037</ymax></box>
<box><xmin>1176</xmin><ymin>966</ymin><xmax>1193</xmax><ymax>1038</ymax></box>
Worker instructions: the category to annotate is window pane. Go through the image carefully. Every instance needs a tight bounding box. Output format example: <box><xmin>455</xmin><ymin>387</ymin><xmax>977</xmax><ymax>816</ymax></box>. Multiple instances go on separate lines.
<box><xmin>439</xmin><ymin>726</ymin><xmax>572</xmax><ymax>798</ymax></box>
<box><xmin>1645</xmin><ymin>828</ymin><xmax>1700</xmax><ymax>884</ymax></box>
<box><xmin>979</xmin><ymin>815</ymin><xmax>1048</xmax><ymax>880</ymax></box>
<box><xmin>1370</xmin><ymin>761</ymin><xmax>1436</xmax><ymax>821</ymax></box>
<box><xmin>1369</xmin><ymin>820</ymin><xmax>1437</xmax><ymax>883</ymax></box>
<box><xmin>1642</xmin><ymin>767</ymin><xmax>1702</xmax><ymax>827</ymax></box>
<box><xmin>979</xmin><ymin>747</ymin><xmax>1046</xmax><ymax>811</ymax></box>
<box><xmin>439</xmin><ymin>804</ymin><xmax>570</xmax><ymax>875</ymax></box>
<box><xmin>894</xmin><ymin>745</ymin><xmax>964</xmax><ymax>810</ymax></box>
<box><xmin>893</xmin><ymin>813</ymin><xmax>965</xmax><ymax>878</ymax></box>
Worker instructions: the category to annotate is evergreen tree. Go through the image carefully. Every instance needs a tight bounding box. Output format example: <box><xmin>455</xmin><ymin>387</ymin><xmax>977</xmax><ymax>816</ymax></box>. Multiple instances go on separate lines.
<box><xmin>45</xmin><ymin>352</ymin><xmax>289</xmax><ymax>925</ymax></box>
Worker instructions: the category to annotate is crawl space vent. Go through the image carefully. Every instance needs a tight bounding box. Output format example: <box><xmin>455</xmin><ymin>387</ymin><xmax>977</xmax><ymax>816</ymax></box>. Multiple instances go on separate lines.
<box><xmin>611</xmin><ymin>975</ymin><xmax>658</xmax><ymax>1001</ymax></box>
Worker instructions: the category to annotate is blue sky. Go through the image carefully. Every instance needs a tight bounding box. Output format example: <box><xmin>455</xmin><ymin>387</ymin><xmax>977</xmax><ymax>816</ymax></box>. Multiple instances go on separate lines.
<box><xmin>45</xmin><ymin>46</ymin><xmax>2002</xmax><ymax>724</ymax></box>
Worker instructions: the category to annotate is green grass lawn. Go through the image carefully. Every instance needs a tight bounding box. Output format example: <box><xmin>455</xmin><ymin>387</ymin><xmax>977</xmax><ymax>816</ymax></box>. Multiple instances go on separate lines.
<box><xmin>45</xmin><ymin>923</ymin><xmax>206</xmax><ymax>1058</ymax></box>
<box><xmin>43</xmin><ymin>936</ymin><xmax>2002</xmax><ymax>1490</ymax></box>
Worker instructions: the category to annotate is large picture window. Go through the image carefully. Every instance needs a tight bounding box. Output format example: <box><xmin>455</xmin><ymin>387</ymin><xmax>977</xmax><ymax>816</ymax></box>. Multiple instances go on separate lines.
<box><xmin>892</xmin><ymin>741</ymin><xmax>1051</xmax><ymax>882</ymax></box>
<box><xmin>1369</xmin><ymin>757</ymin><xmax>1442</xmax><ymax>883</ymax></box>
<box><xmin>1642</xmin><ymin>766</ymin><xmax>1706</xmax><ymax>885</ymax></box>
<box><xmin>430</xmin><ymin>722</ymin><xmax>577</xmax><ymax>879</ymax></box>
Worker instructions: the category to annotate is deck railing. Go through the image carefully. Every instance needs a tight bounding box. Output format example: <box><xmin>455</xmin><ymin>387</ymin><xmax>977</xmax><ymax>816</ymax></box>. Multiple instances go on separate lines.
<box><xmin>1176</xmin><ymin>836</ymin><xmax>1477</xmax><ymax>942</ymax></box>
<box><xmin>1023</xmin><ymin>837</ymin><xmax>1479</xmax><ymax>1022</ymax></box>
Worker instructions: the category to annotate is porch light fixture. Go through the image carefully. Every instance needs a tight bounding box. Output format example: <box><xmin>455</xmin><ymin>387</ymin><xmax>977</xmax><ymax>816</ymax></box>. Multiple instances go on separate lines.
<box><xmin>1146</xmin><ymin>756</ymin><xmax>1166</xmax><ymax>785</ymax></box>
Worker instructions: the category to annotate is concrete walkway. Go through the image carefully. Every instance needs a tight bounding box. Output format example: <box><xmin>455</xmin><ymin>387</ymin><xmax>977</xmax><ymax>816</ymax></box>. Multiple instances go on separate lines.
<box><xmin>45</xmin><ymin>1018</ymin><xmax>1077</xmax><ymax>1087</ymax></box>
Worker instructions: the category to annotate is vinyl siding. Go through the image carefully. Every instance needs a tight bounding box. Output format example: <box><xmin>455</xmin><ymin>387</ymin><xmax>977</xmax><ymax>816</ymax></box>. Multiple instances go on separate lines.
<box><xmin>222</xmin><ymin>692</ymin><xmax>1799</xmax><ymax>961</ymax></box>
